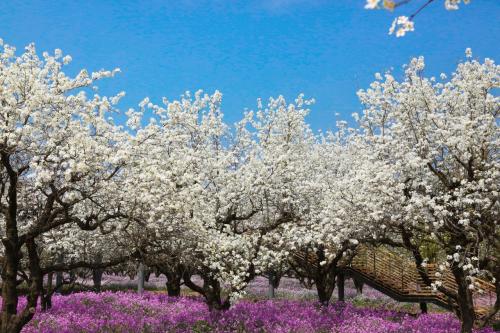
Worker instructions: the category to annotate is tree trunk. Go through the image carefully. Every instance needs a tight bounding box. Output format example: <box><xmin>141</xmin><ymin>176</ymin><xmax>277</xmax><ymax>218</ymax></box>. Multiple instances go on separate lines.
<box><xmin>205</xmin><ymin>286</ymin><xmax>231</xmax><ymax>312</ymax></box>
<box><xmin>166</xmin><ymin>279</ymin><xmax>181</xmax><ymax>297</ymax></box>
<box><xmin>268</xmin><ymin>271</ymin><xmax>276</xmax><ymax>298</ymax></box>
<box><xmin>183</xmin><ymin>273</ymin><xmax>230</xmax><ymax>311</ymax></box>
<box><xmin>46</xmin><ymin>272</ymin><xmax>53</xmax><ymax>294</ymax></box>
<box><xmin>19</xmin><ymin>239</ymin><xmax>44</xmax><ymax>330</ymax></box>
<box><xmin>165</xmin><ymin>270</ymin><xmax>182</xmax><ymax>297</ymax></box>
<box><xmin>54</xmin><ymin>254</ymin><xmax>64</xmax><ymax>293</ymax></box>
<box><xmin>203</xmin><ymin>275</ymin><xmax>230</xmax><ymax>311</ymax></box>
<box><xmin>137</xmin><ymin>262</ymin><xmax>145</xmax><ymax>295</ymax></box>
<box><xmin>337</xmin><ymin>272</ymin><xmax>345</xmax><ymax>302</ymax></box>
<box><xmin>144</xmin><ymin>270</ymin><xmax>151</xmax><ymax>283</ymax></box>
<box><xmin>315</xmin><ymin>274</ymin><xmax>335</xmax><ymax>305</ymax></box>
<box><xmin>41</xmin><ymin>292</ymin><xmax>52</xmax><ymax>311</ymax></box>
<box><xmin>353</xmin><ymin>278</ymin><xmax>364</xmax><ymax>296</ymax></box>
<box><xmin>452</xmin><ymin>267</ymin><xmax>475</xmax><ymax>333</ymax></box>
<box><xmin>0</xmin><ymin>158</ymin><xmax>20</xmax><ymax>333</ymax></box>
<box><xmin>1</xmin><ymin>239</ymin><xmax>44</xmax><ymax>333</ymax></box>
<box><xmin>313</xmin><ymin>247</ymin><xmax>336</xmax><ymax>305</ymax></box>
<box><xmin>69</xmin><ymin>271</ymin><xmax>76</xmax><ymax>283</ymax></box>
<box><xmin>0</xmin><ymin>240</ymin><xmax>21</xmax><ymax>333</ymax></box>
<box><xmin>92</xmin><ymin>269</ymin><xmax>104</xmax><ymax>292</ymax></box>
<box><xmin>41</xmin><ymin>273</ymin><xmax>53</xmax><ymax>311</ymax></box>
<box><xmin>92</xmin><ymin>255</ymin><xmax>104</xmax><ymax>292</ymax></box>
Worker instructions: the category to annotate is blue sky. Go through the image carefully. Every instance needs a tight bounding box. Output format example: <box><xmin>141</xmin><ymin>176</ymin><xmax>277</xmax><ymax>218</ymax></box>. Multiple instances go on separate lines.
<box><xmin>0</xmin><ymin>0</ymin><xmax>498</xmax><ymax>131</ymax></box>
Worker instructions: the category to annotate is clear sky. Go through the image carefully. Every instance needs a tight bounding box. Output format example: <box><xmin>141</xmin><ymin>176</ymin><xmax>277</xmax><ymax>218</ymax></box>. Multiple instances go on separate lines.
<box><xmin>0</xmin><ymin>0</ymin><xmax>499</xmax><ymax>130</ymax></box>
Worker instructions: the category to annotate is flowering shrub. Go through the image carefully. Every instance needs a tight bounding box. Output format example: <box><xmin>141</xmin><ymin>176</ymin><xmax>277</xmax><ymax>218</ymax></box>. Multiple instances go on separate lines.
<box><xmin>18</xmin><ymin>292</ymin><xmax>495</xmax><ymax>333</ymax></box>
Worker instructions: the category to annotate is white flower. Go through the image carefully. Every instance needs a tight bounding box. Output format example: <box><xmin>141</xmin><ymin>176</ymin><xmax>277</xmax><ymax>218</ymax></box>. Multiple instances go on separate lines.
<box><xmin>389</xmin><ymin>16</ymin><xmax>415</xmax><ymax>37</ymax></box>
<box><xmin>365</xmin><ymin>0</ymin><xmax>381</xmax><ymax>9</ymax></box>
<box><xmin>445</xmin><ymin>0</ymin><xmax>460</xmax><ymax>10</ymax></box>
<box><xmin>54</xmin><ymin>48</ymin><xmax>62</xmax><ymax>59</ymax></box>
<box><xmin>63</xmin><ymin>55</ymin><xmax>72</xmax><ymax>65</ymax></box>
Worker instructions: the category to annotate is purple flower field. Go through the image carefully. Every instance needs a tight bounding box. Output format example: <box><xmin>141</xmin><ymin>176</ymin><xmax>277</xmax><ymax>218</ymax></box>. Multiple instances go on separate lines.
<box><xmin>16</xmin><ymin>275</ymin><xmax>495</xmax><ymax>332</ymax></box>
<box><xmin>15</xmin><ymin>291</ymin><xmax>495</xmax><ymax>333</ymax></box>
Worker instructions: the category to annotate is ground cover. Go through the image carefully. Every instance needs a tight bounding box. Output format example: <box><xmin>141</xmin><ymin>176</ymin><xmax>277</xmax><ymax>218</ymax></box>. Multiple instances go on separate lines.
<box><xmin>14</xmin><ymin>288</ymin><xmax>496</xmax><ymax>333</ymax></box>
<box><xmin>12</xmin><ymin>276</ymin><xmax>496</xmax><ymax>332</ymax></box>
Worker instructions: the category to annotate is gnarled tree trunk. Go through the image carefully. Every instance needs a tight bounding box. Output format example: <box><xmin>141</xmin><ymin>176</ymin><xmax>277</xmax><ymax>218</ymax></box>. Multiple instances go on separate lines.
<box><xmin>452</xmin><ymin>267</ymin><xmax>476</xmax><ymax>333</ymax></box>
<box><xmin>315</xmin><ymin>272</ymin><xmax>336</xmax><ymax>305</ymax></box>
<box><xmin>183</xmin><ymin>272</ymin><xmax>230</xmax><ymax>311</ymax></box>
<box><xmin>165</xmin><ymin>268</ymin><xmax>182</xmax><ymax>297</ymax></box>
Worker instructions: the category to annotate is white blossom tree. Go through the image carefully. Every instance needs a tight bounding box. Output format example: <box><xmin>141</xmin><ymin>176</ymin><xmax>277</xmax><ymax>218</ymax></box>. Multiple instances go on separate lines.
<box><xmin>120</xmin><ymin>91</ymin><xmax>264</xmax><ymax>310</ymax></box>
<box><xmin>356</xmin><ymin>51</ymin><xmax>499</xmax><ymax>332</ymax></box>
<box><xmin>0</xmin><ymin>41</ymin><xmax>130</xmax><ymax>333</ymax></box>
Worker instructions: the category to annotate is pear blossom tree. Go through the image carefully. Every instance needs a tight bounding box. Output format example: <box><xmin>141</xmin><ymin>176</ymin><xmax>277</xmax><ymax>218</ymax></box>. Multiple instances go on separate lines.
<box><xmin>0</xmin><ymin>41</ymin><xmax>132</xmax><ymax>333</ymax></box>
<box><xmin>356</xmin><ymin>51</ymin><xmax>499</xmax><ymax>332</ymax></box>
<box><xmin>242</xmin><ymin>95</ymin><xmax>331</xmax><ymax>302</ymax></box>
<box><xmin>286</xmin><ymin>127</ymin><xmax>395</xmax><ymax>304</ymax></box>
<box><xmin>123</xmin><ymin>92</ymin><xmax>324</xmax><ymax>311</ymax></box>
<box><xmin>120</xmin><ymin>91</ymin><xmax>265</xmax><ymax>310</ymax></box>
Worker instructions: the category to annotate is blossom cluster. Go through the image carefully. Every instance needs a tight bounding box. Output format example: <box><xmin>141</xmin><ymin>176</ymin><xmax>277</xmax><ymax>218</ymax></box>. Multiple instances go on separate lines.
<box><xmin>365</xmin><ymin>0</ymin><xmax>472</xmax><ymax>36</ymax></box>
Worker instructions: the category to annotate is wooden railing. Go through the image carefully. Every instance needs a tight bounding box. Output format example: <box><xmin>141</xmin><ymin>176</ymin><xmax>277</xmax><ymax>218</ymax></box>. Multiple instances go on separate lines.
<box><xmin>349</xmin><ymin>245</ymin><xmax>497</xmax><ymax>319</ymax></box>
<box><xmin>291</xmin><ymin>245</ymin><xmax>497</xmax><ymax>320</ymax></box>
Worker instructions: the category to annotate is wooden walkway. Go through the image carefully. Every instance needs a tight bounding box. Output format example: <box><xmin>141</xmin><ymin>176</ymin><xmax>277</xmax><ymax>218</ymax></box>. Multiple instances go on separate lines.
<box><xmin>295</xmin><ymin>245</ymin><xmax>498</xmax><ymax>320</ymax></box>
